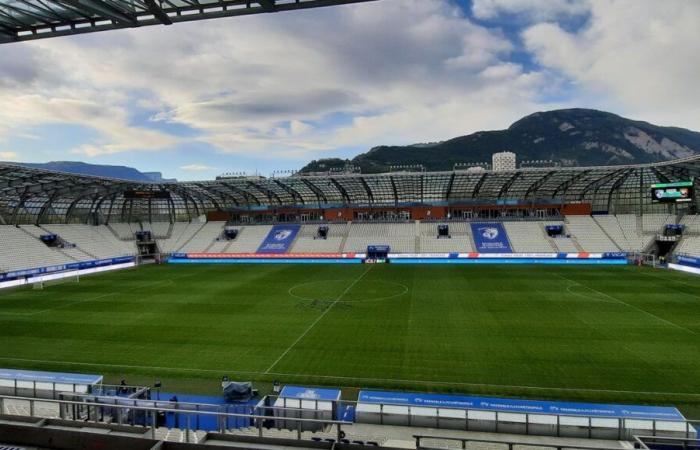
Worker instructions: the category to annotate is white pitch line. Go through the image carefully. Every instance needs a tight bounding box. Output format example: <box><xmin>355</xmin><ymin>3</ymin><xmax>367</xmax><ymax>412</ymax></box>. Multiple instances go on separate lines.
<box><xmin>1</xmin><ymin>355</ymin><xmax>700</xmax><ymax>398</ymax></box>
<box><xmin>555</xmin><ymin>272</ymin><xmax>696</xmax><ymax>335</ymax></box>
<box><xmin>0</xmin><ymin>278</ymin><xmax>175</xmax><ymax>317</ymax></box>
<box><xmin>264</xmin><ymin>265</ymin><xmax>373</xmax><ymax>374</ymax></box>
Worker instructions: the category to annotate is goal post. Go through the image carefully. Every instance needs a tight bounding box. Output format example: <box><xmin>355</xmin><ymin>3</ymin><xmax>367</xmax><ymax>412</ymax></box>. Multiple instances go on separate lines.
<box><xmin>31</xmin><ymin>270</ymin><xmax>80</xmax><ymax>290</ymax></box>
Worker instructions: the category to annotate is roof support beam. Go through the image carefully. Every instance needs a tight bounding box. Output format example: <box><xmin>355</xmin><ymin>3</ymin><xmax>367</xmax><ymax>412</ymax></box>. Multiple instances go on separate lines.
<box><xmin>300</xmin><ymin>178</ymin><xmax>328</xmax><ymax>205</ymax></box>
<box><xmin>55</xmin><ymin>0</ymin><xmax>137</xmax><ymax>25</ymax></box>
<box><xmin>257</xmin><ymin>0</ymin><xmax>277</xmax><ymax>12</ymax></box>
<box><xmin>143</xmin><ymin>0</ymin><xmax>172</xmax><ymax>24</ymax></box>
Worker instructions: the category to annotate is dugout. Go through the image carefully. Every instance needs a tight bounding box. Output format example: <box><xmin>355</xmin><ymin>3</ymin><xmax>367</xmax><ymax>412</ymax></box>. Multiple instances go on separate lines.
<box><xmin>355</xmin><ymin>390</ymin><xmax>693</xmax><ymax>440</ymax></box>
<box><xmin>0</xmin><ymin>368</ymin><xmax>102</xmax><ymax>399</ymax></box>
<box><xmin>271</xmin><ymin>385</ymin><xmax>340</xmax><ymax>432</ymax></box>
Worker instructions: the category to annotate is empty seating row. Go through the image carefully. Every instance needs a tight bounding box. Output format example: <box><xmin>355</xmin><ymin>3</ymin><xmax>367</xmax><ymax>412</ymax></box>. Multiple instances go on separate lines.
<box><xmin>565</xmin><ymin>216</ymin><xmax>620</xmax><ymax>252</ymax></box>
<box><xmin>109</xmin><ymin>222</ymin><xmax>141</xmax><ymax>240</ymax></box>
<box><xmin>290</xmin><ymin>224</ymin><xmax>347</xmax><ymax>253</ymax></box>
<box><xmin>179</xmin><ymin>222</ymin><xmax>225</xmax><ymax>253</ymax></box>
<box><xmin>676</xmin><ymin>236</ymin><xmax>700</xmax><ymax>256</ymax></box>
<box><xmin>0</xmin><ymin>226</ymin><xmax>76</xmax><ymax>272</ymax></box>
<box><xmin>503</xmin><ymin>222</ymin><xmax>555</xmax><ymax>252</ymax></box>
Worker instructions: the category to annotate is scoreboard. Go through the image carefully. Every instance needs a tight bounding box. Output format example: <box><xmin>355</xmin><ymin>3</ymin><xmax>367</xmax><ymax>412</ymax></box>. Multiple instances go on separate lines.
<box><xmin>650</xmin><ymin>181</ymin><xmax>694</xmax><ymax>203</ymax></box>
<box><xmin>124</xmin><ymin>190</ymin><xmax>171</xmax><ymax>200</ymax></box>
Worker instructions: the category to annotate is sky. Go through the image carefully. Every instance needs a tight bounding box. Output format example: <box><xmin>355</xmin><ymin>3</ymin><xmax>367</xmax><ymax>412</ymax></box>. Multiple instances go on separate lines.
<box><xmin>0</xmin><ymin>0</ymin><xmax>698</xmax><ymax>180</ymax></box>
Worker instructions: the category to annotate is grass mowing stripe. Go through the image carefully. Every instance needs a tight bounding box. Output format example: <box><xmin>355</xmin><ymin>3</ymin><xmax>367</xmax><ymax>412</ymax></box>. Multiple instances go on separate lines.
<box><xmin>554</xmin><ymin>272</ymin><xmax>697</xmax><ymax>335</ymax></box>
<box><xmin>3</xmin><ymin>264</ymin><xmax>700</xmax><ymax>413</ymax></box>
<box><xmin>264</xmin><ymin>265</ymin><xmax>373</xmax><ymax>373</ymax></box>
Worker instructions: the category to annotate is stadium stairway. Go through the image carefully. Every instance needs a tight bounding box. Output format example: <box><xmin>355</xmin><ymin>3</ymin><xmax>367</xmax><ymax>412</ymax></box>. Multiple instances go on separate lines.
<box><xmin>564</xmin><ymin>216</ymin><xmax>620</xmax><ymax>252</ymax></box>
<box><xmin>175</xmin><ymin>222</ymin><xmax>208</xmax><ymax>253</ymax></box>
<box><xmin>37</xmin><ymin>224</ymin><xmax>101</xmax><ymax>260</ymax></box>
<box><xmin>19</xmin><ymin>225</ymin><xmax>86</xmax><ymax>263</ymax></box>
<box><xmin>291</xmin><ymin>223</ymin><xmax>348</xmax><ymax>253</ymax></box>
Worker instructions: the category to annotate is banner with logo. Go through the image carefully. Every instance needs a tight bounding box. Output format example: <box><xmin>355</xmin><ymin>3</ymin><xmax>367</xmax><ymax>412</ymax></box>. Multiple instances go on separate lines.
<box><xmin>357</xmin><ymin>390</ymin><xmax>684</xmax><ymax>420</ymax></box>
<box><xmin>470</xmin><ymin>223</ymin><xmax>512</xmax><ymax>253</ymax></box>
<box><xmin>257</xmin><ymin>224</ymin><xmax>301</xmax><ymax>254</ymax></box>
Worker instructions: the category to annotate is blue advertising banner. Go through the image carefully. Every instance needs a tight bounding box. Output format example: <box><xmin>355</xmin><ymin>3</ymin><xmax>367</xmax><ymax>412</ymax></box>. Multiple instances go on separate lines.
<box><xmin>257</xmin><ymin>224</ymin><xmax>301</xmax><ymax>254</ymax></box>
<box><xmin>358</xmin><ymin>390</ymin><xmax>684</xmax><ymax>420</ymax></box>
<box><xmin>390</xmin><ymin>258</ymin><xmax>627</xmax><ymax>265</ymax></box>
<box><xmin>0</xmin><ymin>256</ymin><xmax>135</xmax><ymax>281</ymax></box>
<box><xmin>678</xmin><ymin>255</ymin><xmax>700</xmax><ymax>268</ymax></box>
<box><xmin>470</xmin><ymin>223</ymin><xmax>513</xmax><ymax>253</ymax></box>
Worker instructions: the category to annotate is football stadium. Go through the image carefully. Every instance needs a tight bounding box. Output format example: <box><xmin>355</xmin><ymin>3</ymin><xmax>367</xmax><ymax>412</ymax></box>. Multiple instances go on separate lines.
<box><xmin>1</xmin><ymin>1</ymin><xmax>700</xmax><ymax>450</ymax></box>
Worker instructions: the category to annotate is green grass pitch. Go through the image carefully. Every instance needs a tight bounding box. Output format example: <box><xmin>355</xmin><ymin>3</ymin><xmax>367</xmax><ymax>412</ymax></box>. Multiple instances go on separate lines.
<box><xmin>2</xmin><ymin>263</ymin><xmax>700</xmax><ymax>415</ymax></box>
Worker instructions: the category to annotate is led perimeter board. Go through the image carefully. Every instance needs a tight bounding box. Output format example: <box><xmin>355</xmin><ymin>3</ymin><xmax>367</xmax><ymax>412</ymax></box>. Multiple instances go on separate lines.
<box><xmin>650</xmin><ymin>181</ymin><xmax>694</xmax><ymax>203</ymax></box>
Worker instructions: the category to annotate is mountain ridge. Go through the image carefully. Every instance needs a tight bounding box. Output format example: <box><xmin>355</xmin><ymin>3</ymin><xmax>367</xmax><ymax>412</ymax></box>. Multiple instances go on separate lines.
<box><xmin>299</xmin><ymin>109</ymin><xmax>700</xmax><ymax>174</ymax></box>
<box><xmin>8</xmin><ymin>161</ymin><xmax>177</xmax><ymax>183</ymax></box>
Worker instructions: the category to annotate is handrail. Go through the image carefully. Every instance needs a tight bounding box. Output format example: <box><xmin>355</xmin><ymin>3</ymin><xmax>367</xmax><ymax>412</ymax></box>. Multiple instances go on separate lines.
<box><xmin>332</xmin><ymin>397</ymin><xmax>696</xmax><ymax>424</ymax></box>
<box><xmin>0</xmin><ymin>393</ymin><xmax>352</xmax><ymax>426</ymax></box>
<box><xmin>414</xmin><ymin>434</ymin><xmax>638</xmax><ymax>450</ymax></box>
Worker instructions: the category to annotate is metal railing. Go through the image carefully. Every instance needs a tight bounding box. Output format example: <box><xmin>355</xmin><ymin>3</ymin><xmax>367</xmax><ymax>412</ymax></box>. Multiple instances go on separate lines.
<box><xmin>346</xmin><ymin>399</ymin><xmax>698</xmax><ymax>440</ymax></box>
<box><xmin>0</xmin><ymin>376</ymin><xmax>145</xmax><ymax>399</ymax></box>
<box><xmin>0</xmin><ymin>393</ymin><xmax>352</xmax><ymax>443</ymax></box>
<box><xmin>415</xmin><ymin>434</ymin><xmax>637</xmax><ymax>450</ymax></box>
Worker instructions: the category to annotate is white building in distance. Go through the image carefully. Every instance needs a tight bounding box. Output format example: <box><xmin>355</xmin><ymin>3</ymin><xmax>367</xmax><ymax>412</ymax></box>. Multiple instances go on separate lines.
<box><xmin>492</xmin><ymin>151</ymin><xmax>516</xmax><ymax>172</ymax></box>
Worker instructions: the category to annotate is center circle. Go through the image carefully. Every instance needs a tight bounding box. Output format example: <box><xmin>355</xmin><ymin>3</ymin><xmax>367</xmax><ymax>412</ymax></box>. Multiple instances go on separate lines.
<box><xmin>288</xmin><ymin>279</ymin><xmax>409</xmax><ymax>303</ymax></box>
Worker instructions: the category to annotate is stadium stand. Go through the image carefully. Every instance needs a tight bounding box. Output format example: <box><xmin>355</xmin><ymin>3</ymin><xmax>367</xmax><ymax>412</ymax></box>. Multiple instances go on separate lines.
<box><xmin>418</xmin><ymin>221</ymin><xmax>474</xmax><ymax>252</ymax></box>
<box><xmin>19</xmin><ymin>224</ymin><xmax>94</xmax><ymax>261</ymax></box>
<box><xmin>144</xmin><ymin>221</ymin><xmax>171</xmax><ymax>239</ymax></box>
<box><xmin>223</xmin><ymin>225</ymin><xmax>273</xmax><ymax>253</ymax></box>
<box><xmin>42</xmin><ymin>224</ymin><xmax>137</xmax><ymax>259</ymax></box>
<box><xmin>179</xmin><ymin>221</ymin><xmax>226</xmax><ymax>253</ymax></box>
<box><xmin>615</xmin><ymin>214</ymin><xmax>651</xmax><ymax>252</ymax></box>
<box><xmin>642</xmin><ymin>213</ymin><xmax>676</xmax><ymax>233</ymax></box>
<box><xmin>676</xmin><ymin>236</ymin><xmax>700</xmax><ymax>256</ymax></box>
<box><xmin>109</xmin><ymin>222</ymin><xmax>141</xmax><ymax>240</ymax></box>
<box><xmin>681</xmin><ymin>214</ymin><xmax>700</xmax><ymax>233</ymax></box>
<box><xmin>207</xmin><ymin>227</ymin><xmax>237</xmax><ymax>252</ymax></box>
<box><xmin>0</xmin><ymin>225</ymin><xmax>75</xmax><ymax>272</ymax></box>
<box><xmin>290</xmin><ymin>223</ymin><xmax>348</xmax><ymax>253</ymax></box>
<box><xmin>3</xmin><ymin>217</ymin><xmax>693</xmax><ymax>276</ymax></box>
<box><xmin>343</xmin><ymin>222</ymin><xmax>417</xmax><ymax>253</ymax></box>
<box><xmin>158</xmin><ymin>222</ymin><xmax>206</xmax><ymax>253</ymax></box>
<box><xmin>564</xmin><ymin>216</ymin><xmax>620</xmax><ymax>252</ymax></box>
<box><xmin>503</xmin><ymin>221</ymin><xmax>555</xmax><ymax>252</ymax></box>
<box><xmin>676</xmin><ymin>215</ymin><xmax>700</xmax><ymax>256</ymax></box>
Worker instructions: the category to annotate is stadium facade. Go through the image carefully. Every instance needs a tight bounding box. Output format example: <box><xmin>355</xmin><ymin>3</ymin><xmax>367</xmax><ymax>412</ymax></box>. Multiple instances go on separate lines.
<box><xmin>0</xmin><ymin>156</ymin><xmax>698</xmax><ymax>225</ymax></box>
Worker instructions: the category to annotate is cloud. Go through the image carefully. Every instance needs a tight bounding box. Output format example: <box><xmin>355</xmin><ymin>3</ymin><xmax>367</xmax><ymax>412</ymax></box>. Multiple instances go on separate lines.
<box><xmin>472</xmin><ymin>0</ymin><xmax>590</xmax><ymax>21</ymax></box>
<box><xmin>0</xmin><ymin>151</ymin><xmax>18</xmax><ymax>160</ymax></box>
<box><xmin>0</xmin><ymin>0</ymin><xmax>551</xmax><ymax>162</ymax></box>
<box><xmin>180</xmin><ymin>164</ymin><xmax>217</xmax><ymax>172</ymax></box>
<box><xmin>522</xmin><ymin>0</ymin><xmax>700</xmax><ymax>129</ymax></box>
<box><xmin>0</xmin><ymin>0</ymin><xmax>695</xmax><ymax>174</ymax></box>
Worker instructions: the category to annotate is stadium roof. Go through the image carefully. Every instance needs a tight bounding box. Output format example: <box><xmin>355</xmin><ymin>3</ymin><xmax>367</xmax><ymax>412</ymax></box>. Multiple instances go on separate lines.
<box><xmin>0</xmin><ymin>156</ymin><xmax>698</xmax><ymax>224</ymax></box>
<box><xmin>0</xmin><ymin>0</ymin><xmax>377</xmax><ymax>43</ymax></box>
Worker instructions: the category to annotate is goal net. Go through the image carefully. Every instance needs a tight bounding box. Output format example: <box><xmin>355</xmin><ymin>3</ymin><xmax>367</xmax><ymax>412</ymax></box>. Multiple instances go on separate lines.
<box><xmin>32</xmin><ymin>271</ymin><xmax>80</xmax><ymax>290</ymax></box>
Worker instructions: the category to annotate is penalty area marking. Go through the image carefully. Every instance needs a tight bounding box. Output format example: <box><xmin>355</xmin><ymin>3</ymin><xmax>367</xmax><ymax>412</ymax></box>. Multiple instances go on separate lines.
<box><xmin>288</xmin><ymin>279</ymin><xmax>409</xmax><ymax>303</ymax></box>
<box><xmin>1</xmin><ymin>355</ymin><xmax>700</xmax><ymax>398</ymax></box>
<box><xmin>554</xmin><ymin>272</ymin><xmax>697</xmax><ymax>335</ymax></box>
<box><xmin>0</xmin><ymin>278</ymin><xmax>175</xmax><ymax>317</ymax></box>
